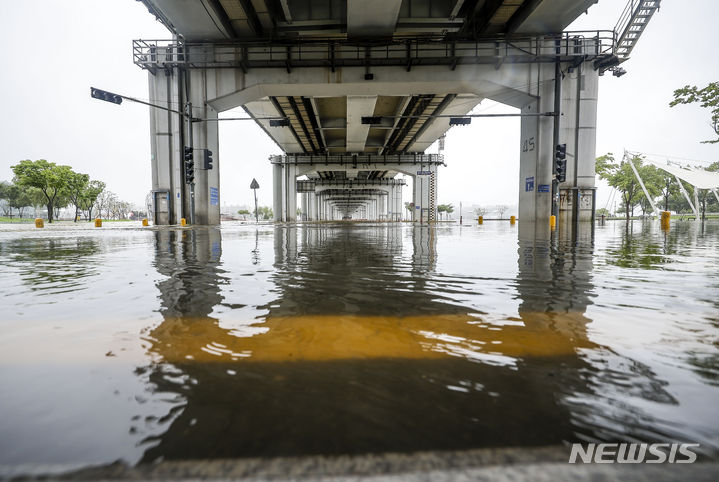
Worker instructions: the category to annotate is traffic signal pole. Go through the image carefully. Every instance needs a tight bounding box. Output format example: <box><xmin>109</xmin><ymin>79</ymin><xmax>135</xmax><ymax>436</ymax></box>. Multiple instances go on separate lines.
<box><xmin>551</xmin><ymin>45</ymin><xmax>562</xmax><ymax>222</ymax></box>
<box><xmin>185</xmin><ymin>101</ymin><xmax>196</xmax><ymax>225</ymax></box>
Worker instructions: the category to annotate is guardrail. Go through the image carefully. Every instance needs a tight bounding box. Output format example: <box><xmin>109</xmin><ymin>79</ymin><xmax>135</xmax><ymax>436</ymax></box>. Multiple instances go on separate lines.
<box><xmin>270</xmin><ymin>154</ymin><xmax>444</xmax><ymax>165</ymax></box>
<box><xmin>133</xmin><ymin>30</ymin><xmax>617</xmax><ymax>72</ymax></box>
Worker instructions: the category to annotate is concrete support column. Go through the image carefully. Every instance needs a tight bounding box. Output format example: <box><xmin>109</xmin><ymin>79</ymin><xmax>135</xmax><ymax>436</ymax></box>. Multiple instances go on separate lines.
<box><xmin>413</xmin><ymin>164</ymin><xmax>437</xmax><ymax>223</ymax></box>
<box><xmin>148</xmin><ymin>67</ymin><xmax>223</xmax><ymax>225</ymax></box>
<box><xmin>395</xmin><ymin>185</ymin><xmax>403</xmax><ymax>221</ymax></box>
<box><xmin>519</xmin><ymin>96</ymin><xmax>552</xmax><ymax>225</ymax></box>
<box><xmin>188</xmin><ymin>69</ymin><xmax>220</xmax><ymax>225</ymax></box>
<box><xmin>148</xmin><ymin>67</ymin><xmax>184</xmax><ymax>225</ymax></box>
<box><xmin>283</xmin><ymin>164</ymin><xmax>297</xmax><ymax>222</ymax></box>
<box><xmin>558</xmin><ymin>62</ymin><xmax>599</xmax><ymax>224</ymax></box>
<box><xmin>518</xmin><ymin>58</ymin><xmax>598</xmax><ymax>226</ymax></box>
<box><xmin>272</xmin><ymin>163</ymin><xmax>283</xmax><ymax>222</ymax></box>
<box><xmin>300</xmin><ymin>192</ymin><xmax>308</xmax><ymax>221</ymax></box>
<box><xmin>308</xmin><ymin>192</ymin><xmax>317</xmax><ymax>221</ymax></box>
<box><xmin>387</xmin><ymin>186</ymin><xmax>394</xmax><ymax>221</ymax></box>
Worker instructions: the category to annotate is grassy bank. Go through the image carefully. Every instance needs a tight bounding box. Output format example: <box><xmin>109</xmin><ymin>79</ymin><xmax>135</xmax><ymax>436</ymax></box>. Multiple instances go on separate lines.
<box><xmin>0</xmin><ymin>217</ymin><xmax>35</xmax><ymax>223</ymax></box>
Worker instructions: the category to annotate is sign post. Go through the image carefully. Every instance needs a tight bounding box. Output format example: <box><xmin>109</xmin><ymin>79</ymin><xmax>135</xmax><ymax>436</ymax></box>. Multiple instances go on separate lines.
<box><xmin>250</xmin><ymin>178</ymin><xmax>260</xmax><ymax>223</ymax></box>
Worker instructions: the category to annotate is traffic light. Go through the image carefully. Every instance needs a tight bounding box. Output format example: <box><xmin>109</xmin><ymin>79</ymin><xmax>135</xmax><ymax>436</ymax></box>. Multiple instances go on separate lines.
<box><xmin>185</xmin><ymin>161</ymin><xmax>195</xmax><ymax>184</ymax></box>
<box><xmin>90</xmin><ymin>87</ymin><xmax>122</xmax><ymax>105</ymax></box>
<box><xmin>184</xmin><ymin>146</ymin><xmax>193</xmax><ymax>162</ymax></box>
<box><xmin>203</xmin><ymin>149</ymin><xmax>213</xmax><ymax>170</ymax></box>
<box><xmin>554</xmin><ymin>143</ymin><xmax>567</xmax><ymax>183</ymax></box>
<box><xmin>184</xmin><ymin>146</ymin><xmax>194</xmax><ymax>184</ymax></box>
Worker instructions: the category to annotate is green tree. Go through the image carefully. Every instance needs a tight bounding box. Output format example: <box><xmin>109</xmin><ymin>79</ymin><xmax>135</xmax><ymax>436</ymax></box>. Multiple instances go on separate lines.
<box><xmin>445</xmin><ymin>203</ymin><xmax>454</xmax><ymax>218</ymax></box>
<box><xmin>7</xmin><ymin>184</ymin><xmax>38</xmax><ymax>218</ymax></box>
<box><xmin>670</xmin><ymin>82</ymin><xmax>719</xmax><ymax>144</ymax></box>
<box><xmin>0</xmin><ymin>181</ymin><xmax>11</xmax><ymax>216</ymax></box>
<box><xmin>238</xmin><ymin>209</ymin><xmax>251</xmax><ymax>215</ymax></box>
<box><xmin>596</xmin><ymin>207</ymin><xmax>610</xmax><ymax>217</ymax></box>
<box><xmin>254</xmin><ymin>206</ymin><xmax>273</xmax><ymax>220</ymax></box>
<box><xmin>657</xmin><ymin>170</ymin><xmax>679</xmax><ymax>212</ymax></box>
<box><xmin>66</xmin><ymin>171</ymin><xmax>90</xmax><ymax>222</ymax></box>
<box><xmin>634</xmin><ymin>164</ymin><xmax>663</xmax><ymax>215</ymax></box>
<box><xmin>78</xmin><ymin>180</ymin><xmax>105</xmax><ymax>221</ymax></box>
<box><xmin>11</xmin><ymin>160</ymin><xmax>73</xmax><ymax>223</ymax></box>
<box><xmin>437</xmin><ymin>204</ymin><xmax>447</xmax><ymax>220</ymax></box>
<box><xmin>700</xmin><ymin>162</ymin><xmax>719</xmax><ymax>218</ymax></box>
<box><xmin>596</xmin><ymin>153</ymin><xmax>657</xmax><ymax>221</ymax></box>
<box><xmin>404</xmin><ymin>201</ymin><xmax>415</xmax><ymax>220</ymax></box>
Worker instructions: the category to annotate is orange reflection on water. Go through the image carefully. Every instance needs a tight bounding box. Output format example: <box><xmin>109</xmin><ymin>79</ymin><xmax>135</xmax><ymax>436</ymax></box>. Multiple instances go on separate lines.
<box><xmin>148</xmin><ymin>311</ymin><xmax>596</xmax><ymax>364</ymax></box>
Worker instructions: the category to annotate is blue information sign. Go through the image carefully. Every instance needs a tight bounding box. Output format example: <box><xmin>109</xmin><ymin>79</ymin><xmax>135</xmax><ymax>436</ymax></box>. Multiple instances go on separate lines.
<box><xmin>210</xmin><ymin>187</ymin><xmax>219</xmax><ymax>206</ymax></box>
<box><xmin>525</xmin><ymin>176</ymin><xmax>535</xmax><ymax>192</ymax></box>
<box><xmin>538</xmin><ymin>184</ymin><xmax>550</xmax><ymax>193</ymax></box>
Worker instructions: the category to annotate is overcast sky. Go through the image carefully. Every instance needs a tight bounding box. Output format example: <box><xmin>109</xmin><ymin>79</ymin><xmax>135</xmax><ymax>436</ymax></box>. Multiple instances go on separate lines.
<box><xmin>1</xmin><ymin>0</ymin><xmax>717</xmax><ymax>213</ymax></box>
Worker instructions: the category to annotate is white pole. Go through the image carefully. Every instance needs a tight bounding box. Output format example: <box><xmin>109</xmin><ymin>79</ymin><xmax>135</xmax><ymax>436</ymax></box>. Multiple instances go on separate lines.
<box><xmin>625</xmin><ymin>150</ymin><xmax>659</xmax><ymax>216</ymax></box>
<box><xmin>675</xmin><ymin>175</ymin><xmax>698</xmax><ymax>217</ymax></box>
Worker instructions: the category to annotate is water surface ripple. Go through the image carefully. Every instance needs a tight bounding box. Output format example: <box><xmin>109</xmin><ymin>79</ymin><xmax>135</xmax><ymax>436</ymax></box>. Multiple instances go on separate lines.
<box><xmin>0</xmin><ymin>220</ymin><xmax>717</xmax><ymax>475</ymax></box>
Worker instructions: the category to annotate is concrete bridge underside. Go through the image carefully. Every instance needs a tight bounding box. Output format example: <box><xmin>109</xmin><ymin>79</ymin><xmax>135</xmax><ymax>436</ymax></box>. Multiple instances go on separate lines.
<box><xmin>140</xmin><ymin>0</ymin><xmax>604</xmax><ymax>226</ymax></box>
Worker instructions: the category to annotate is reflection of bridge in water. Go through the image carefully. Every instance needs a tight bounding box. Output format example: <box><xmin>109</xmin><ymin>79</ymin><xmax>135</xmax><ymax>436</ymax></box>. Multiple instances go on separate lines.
<box><xmin>138</xmin><ymin>224</ymin><xmax>675</xmax><ymax>462</ymax></box>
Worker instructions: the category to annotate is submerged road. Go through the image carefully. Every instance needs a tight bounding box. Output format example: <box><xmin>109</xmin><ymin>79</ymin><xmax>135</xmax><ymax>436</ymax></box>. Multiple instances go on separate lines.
<box><xmin>0</xmin><ymin>220</ymin><xmax>718</xmax><ymax>478</ymax></box>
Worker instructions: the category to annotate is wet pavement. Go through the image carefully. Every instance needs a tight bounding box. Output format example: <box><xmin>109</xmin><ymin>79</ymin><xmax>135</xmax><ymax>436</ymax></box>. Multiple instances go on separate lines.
<box><xmin>0</xmin><ymin>220</ymin><xmax>718</xmax><ymax>477</ymax></box>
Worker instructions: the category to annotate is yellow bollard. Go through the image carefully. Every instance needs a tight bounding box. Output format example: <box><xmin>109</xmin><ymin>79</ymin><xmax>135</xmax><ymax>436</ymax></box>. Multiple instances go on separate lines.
<box><xmin>180</xmin><ymin>218</ymin><xmax>187</xmax><ymax>227</ymax></box>
<box><xmin>661</xmin><ymin>211</ymin><xmax>671</xmax><ymax>230</ymax></box>
<box><xmin>549</xmin><ymin>215</ymin><xmax>556</xmax><ymax>230</ymax></box>
<box><xmin>94</xmin><ymin>218</ymin><xmax>102</xmax><ymax>228</ymax></box>
<box><xmin>35</xmin><ymin>218</ymin><xmax>44</xmax><ymax>228</ymax></box>
<box><xmin>510</xmin><ymin>215</ymin><xmax>516</xmax><ymax>225</ymax></box>
<box><xmin>142</xmin><ymin>218</ymin><xmax>149</xmax><ymax>227</ymax></box>
<box><xmin>478</xmin><ymin>216</ymin><xmax>483</xmax><ymax>225</ymax></box>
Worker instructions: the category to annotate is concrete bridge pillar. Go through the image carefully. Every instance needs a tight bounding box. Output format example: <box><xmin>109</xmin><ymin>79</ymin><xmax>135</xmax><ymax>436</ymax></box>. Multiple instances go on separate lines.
<box><xmin>395</xmin><ymin>185</ymin><xmax>403</xmax><ymax>221</ymax></box>
<box><xmin>558</xmin><ymin>63</ymin><xmax>599</xmax><ymax>225</ymax></box>
<box><xmin>148</xmin><ymin>68</ymin><xmax>221</xmax><ymax>225</ymax></box>
<box><xmin>272</xmin><ymin>163</ymin><xmax>283</xmax><ymax>222</ymax></box>
<box><xmin>148</xmin><ymin>68</ymin><xmax>183</xmax><ymax>225</ymax></box>
<box><xmin>518</xmin><ymin>60</ymin><xmax>598</xmax><ymax>226</ymax></box>
<box><xmin>412</xmin><ymin>164</ymin><xmax>437</xmax><ymax>223</ymax></box>
<box><xmin>300</xmin><ymin>192</ymin><xmax>308</xmax><ymax>221</ymax></box>
<box><xmin>271</xmin><ymin>162</ymin><xmax>299</xmax><ymax>222</ymax></box>
<box><xmin>308</xmin><ymin>192</ymin><xmax>318</xmax><ymax>221</ymax></box>
<box><xmin>283</xmin><ymin>164</ymin><xmax>298</xmax><ymax>222</ymax></box>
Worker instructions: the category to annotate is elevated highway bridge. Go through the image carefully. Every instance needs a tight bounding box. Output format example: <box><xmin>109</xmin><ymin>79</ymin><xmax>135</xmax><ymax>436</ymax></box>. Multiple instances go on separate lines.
<box><xmin>133</xmin><ymin>0</ymin><xmax>659</xmax><ymax>226</ymax></box>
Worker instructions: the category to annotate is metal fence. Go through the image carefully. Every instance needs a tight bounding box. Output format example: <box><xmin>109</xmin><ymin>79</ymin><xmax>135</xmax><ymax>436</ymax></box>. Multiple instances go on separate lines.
<box><xmin>133</xmin><ymin>30</ymin><xmax>617</xmax><ymax>71</ymax></box>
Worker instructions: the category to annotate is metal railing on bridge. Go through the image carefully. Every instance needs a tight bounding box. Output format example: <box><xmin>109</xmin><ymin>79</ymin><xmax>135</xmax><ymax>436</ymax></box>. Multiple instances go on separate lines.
<box><xmin>133</xmin><ymin>31</ymin><xmax>617</xmax><ymax>72</ymax></box>
<box><xmin>297</xmin><ymin>178</ymin><xmax>407</xmax><ymax>192</ymax></box>
<box><xmin>270</xmin><ymin>154</ymin><xmax>444</xmax><ymax>166</ymax></box>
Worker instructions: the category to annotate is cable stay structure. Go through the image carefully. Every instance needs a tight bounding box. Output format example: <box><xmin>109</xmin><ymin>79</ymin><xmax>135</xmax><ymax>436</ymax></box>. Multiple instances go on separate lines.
<box><xmin>624</xmin><ymin>149</ymin><xmax>719</xmax><ymax>218</ymax></box>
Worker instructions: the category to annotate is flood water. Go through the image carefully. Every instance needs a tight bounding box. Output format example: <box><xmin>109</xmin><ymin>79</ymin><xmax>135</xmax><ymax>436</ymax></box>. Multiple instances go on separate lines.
<box><xmin>0</xmin><ymin>220</ymin><xmax>718</xmax><ymax>475</ymax></box>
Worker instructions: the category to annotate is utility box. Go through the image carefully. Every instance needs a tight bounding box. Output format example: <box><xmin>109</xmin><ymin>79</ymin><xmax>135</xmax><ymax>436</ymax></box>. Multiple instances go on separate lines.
<box><xmin>153</xmin><ymin>190</ymin><xmax>171</xmax><ymax>225</ymax></box>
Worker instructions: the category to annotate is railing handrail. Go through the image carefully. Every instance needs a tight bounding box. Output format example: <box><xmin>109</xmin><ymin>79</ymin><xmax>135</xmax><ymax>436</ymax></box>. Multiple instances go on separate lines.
<box><xmin>614</xmin><ymin>0</ymin><xmax>638</xmax><ymax>38</ymax></box>
<box><xmin>133</xmin><ymin>30</ymin><xmax>617</xmax><ymax>71</ymax></box>
<box><xmin>134</xmin><ymin>30</ymin><xmax>616</xmax><ymax>49</ymax></box>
